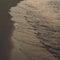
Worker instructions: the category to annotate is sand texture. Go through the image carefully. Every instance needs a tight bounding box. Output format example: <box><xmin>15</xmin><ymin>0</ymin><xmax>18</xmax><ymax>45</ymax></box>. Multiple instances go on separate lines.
<box><xmin>0</xmin><ymin>0</ymin><xmax>60</xmax><ymax>60</ymax></box>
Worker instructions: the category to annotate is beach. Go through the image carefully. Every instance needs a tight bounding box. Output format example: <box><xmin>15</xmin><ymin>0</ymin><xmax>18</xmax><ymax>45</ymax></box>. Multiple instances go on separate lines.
<box><xmin>0</xmin><ymin>0</ymin><xmax>60</xmax><ymax>60</ymax></box>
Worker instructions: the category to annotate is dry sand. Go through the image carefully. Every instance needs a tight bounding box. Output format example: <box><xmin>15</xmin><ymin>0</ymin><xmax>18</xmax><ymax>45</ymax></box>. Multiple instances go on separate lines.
<box><xmin>9</xmin><ymin>0</ymin><xmax>60</xmax><ymax>60</ymax></box>
<box><xmin>0</xmin><ymin>0</ymin><xmax>60</xmax><ymax>60</ymax></box>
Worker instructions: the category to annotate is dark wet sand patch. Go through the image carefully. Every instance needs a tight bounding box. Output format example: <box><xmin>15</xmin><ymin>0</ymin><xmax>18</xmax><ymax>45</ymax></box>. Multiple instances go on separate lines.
<box><xmin>0</xmin><ymin>0</ymin><xmax>23</xmax><ymax>60</ymax></box>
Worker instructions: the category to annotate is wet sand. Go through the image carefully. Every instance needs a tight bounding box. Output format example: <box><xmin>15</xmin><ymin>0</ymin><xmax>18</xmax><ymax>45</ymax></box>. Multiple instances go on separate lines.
<box><xmin>0</xmin><ymin>0</ymin><xmax>60</xmax><ymax>60</ymax></box>
<box><xmin>0</xmin><ymin>0</ymin><xmax>23</xmax><ymax>60</ymax></box>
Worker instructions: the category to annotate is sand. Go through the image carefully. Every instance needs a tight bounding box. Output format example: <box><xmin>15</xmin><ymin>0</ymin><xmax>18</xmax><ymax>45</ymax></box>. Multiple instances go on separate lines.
<box><xmin>0</xmin><ymin>0</ymin><xmax>60</xmax><ymax>60</ymax></box>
